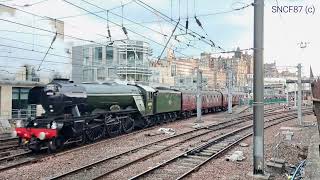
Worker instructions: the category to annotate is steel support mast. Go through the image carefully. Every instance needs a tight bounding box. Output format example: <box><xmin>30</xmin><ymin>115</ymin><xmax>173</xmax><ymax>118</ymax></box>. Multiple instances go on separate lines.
<box><xmin>294</xmin><ymin>83</ymin><xmax>297</xmax><ymax>107</ymax></box>
<box><xmin>253</xmin><ymin>0</ymin><xmax>265</xmax><ymax>175</ymax></box>
<box><xmin>196</xmin><ymin>68</ymin><xmax>203</xmax><ymax>122</ymax></box>
<box><xmin>228</xmin><ymin>67</ymin><xmax>233</xmax><ymax>114</ymax></box>
<box><xmin>297</xmin><ymin>63</ymin><xmax>302</xmax><ymax>125</ymax></box>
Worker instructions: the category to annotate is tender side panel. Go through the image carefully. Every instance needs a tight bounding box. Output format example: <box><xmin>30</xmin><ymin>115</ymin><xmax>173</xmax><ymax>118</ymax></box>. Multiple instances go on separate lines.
<box><xmin>155</xmin><ymin>90</ymin><xmax>182</xmax><ymax>114</ymax></box>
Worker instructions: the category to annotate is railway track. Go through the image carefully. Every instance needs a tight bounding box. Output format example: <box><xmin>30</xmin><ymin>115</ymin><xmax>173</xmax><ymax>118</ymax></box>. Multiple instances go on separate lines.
<box><xmin>129</xmin><ymin>109</ymin><xmax>313</xmax><ymax>180</ymax></box>
<box><xmin>0</xmin><ymin>108</ymin><xmax>231</xmax><ymax>173</ymax></box>
<box><xmin>0</xmin><ymin>150</ymin><xmax>35</xmax><ymax>172</ymax></box>
<box><xmin>0</xmin><ymin>105</ymin><xmax>287</xmax><ymax>174</ymax></box>
<box><xmin>47</xmin><ymin>108</ymin><xmax>304</xmax><ymax>180</ymax></box>
<box><xmin>0</xmin><ymin>137</ymin><xmax>19</xmax><ymax>153</ymax></box>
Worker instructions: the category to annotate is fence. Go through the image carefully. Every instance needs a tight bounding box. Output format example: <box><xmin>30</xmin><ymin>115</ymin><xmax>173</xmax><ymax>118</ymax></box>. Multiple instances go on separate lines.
<box><xmin>0</xmin><ymin>109</ymin><xmax>39</xmax><ymax>120</ymax></box>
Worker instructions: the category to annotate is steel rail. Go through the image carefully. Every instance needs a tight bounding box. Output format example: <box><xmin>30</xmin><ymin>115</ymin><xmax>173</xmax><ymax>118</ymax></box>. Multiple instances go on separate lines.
<box><xmin>176</xmin><ymin>113</ymin><xmax>312</xmax><ymax>179</ymax></box>
<box><xmin>0</xmin><ymin>106</ymin><xmax>297</xmax><ymax>174</ymax></box>
<box><xmin>48</xmin><ymin>111</ymin><xmax>261</xmax><ymax>179</ymax></box>
<box><xmin>129</xmin><ymin>110</ymin><xmax>312</xmax><ymax>179</ymax></box>
<box><xmin>48</xmin><ymin>108</ymin><xmax>299</xmax><ymax>179</ymax></box>
<box><xmin>0</xmin><ymin>108</ymin><xmax>249</xmax><ymax>172</ymax></box>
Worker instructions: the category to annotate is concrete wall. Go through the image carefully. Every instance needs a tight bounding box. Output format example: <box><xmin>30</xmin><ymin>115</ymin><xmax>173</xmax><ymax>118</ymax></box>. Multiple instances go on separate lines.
<box><xmin>0</xmin><ymin>85</ymin><xmax>12</xmax><ymax>119</ymax></box>
<box><xmin>72</xmin><ymin>46</ymin><xmax>84</xmax><ymax>83</ymax></box>
<box><xmin>0</xmin><ymin>81</ymin><xmax>44</xmax><ymax>119</ymax></box>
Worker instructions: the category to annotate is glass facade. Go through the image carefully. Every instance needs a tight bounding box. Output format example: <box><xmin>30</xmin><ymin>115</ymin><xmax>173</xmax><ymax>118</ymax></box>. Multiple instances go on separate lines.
<box><xmin>83</xmin><ymin>69</ymin><xmax>94</xmax><ymax>82</ymax></box>
<box><xmin>94</xmin><ymin>47</ymin><xmax>102</xmax><ymax>64</ymax></box>
<box><xmin>106</xmin><ymin>46</ymin><xmax>113</xmax><ymax>65</ymax></box>
<box><xmin>77</xmin><ymin>40</ymin><xmax>152</xmax><ymax>82</ymax></box>
<box><xmin>12</xmin><ymin>87</ymin><xmax>36</xmax><ymax>118</ymax></box>
<box><xmin>97</xmin><ymin>68</ymin><xmax>106</xmax><ymax>81</ymax></box>
<box><xmin>83</xmin><ymin>48</ymin><xmax>89</xmax><ymax>65</ymax></box>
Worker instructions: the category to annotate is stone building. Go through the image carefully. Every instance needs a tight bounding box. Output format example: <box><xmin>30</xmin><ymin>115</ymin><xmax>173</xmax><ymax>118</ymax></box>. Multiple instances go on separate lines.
<box><xmin>151</xmin><ymin>48</ymin><xmax>253</xmax><ymax>91</ymax></box>
<box><xmin>264</xmin><ymin>62</ymin><xmax>279</xmax><ymax>78</ymax></box>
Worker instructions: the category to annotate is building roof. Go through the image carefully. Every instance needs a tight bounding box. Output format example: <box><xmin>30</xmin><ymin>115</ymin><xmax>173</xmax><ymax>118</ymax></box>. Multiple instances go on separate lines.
<box><xmin>0</xmin><ymin>80</ymin><xmax>44</xmax><ymax>87</ymax></box>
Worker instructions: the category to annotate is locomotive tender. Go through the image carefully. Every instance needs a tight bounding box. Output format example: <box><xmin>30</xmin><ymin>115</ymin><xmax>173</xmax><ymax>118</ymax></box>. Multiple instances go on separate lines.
<box><xmin>15</xmin><ymin>79</ymin><xmax>245</xmax><ymax>152</ymax></box>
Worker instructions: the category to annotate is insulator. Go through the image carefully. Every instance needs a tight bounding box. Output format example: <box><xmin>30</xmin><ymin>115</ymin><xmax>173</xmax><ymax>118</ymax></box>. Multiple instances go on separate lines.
<box><xmin>107</xmin><ymin>29</ymin><xmax>111</xmax><ymax>38</ymax></box>
<box><xmin>122</xmin><ymin>26</ymin><xmax>128</xmax><ymax>35</ymax></box>
<box><xmin>186</xmin><ymin>19</ymin><xmax>189</xmax><ymax>30</ymax></box>
<box><xmin>195</xmin><ymin>16</ymin><xmax>202</xmax><ymax>27</ymax></box>
<box><xmin>210</xmin><ymin>40</ymin><xmax>215</xmax><ymax>47</ymax></box>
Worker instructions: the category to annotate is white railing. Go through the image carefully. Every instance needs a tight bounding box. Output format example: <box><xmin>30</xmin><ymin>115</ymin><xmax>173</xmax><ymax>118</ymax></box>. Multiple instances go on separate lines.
<box><xmin>0</xmin><ymin>109</ymin><xmax>38</xmax><ymax>120</ymax></box>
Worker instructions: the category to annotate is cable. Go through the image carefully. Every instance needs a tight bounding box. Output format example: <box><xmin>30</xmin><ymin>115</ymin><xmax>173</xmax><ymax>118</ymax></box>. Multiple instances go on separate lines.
<box><xmin>0</xmin><ymin>36</ymin><xmax>55</xmax><ymax>49</ymax></box>
<box><xmin>0</xmin><ymin>4</ymin><xmax>109</xmax><ymax>39</ymax></box>
<box><xmin>79</xmin><ymin>0</ymin><xmax>167</xmax><ymax>38</ymax></box>
<box><xmin>170</xmin><ymin>0</ymin><xmax>173</xmax><ymax>20</ymax></box>
<box><xmin>0</xmin><ymin>55</ymin><xmax>115</xmax><ymax>72</ymax></box>
<box><xmin>134</xmin><ymin>0</ymin><xmax>223</xmax><ymax>50</ymax></box>
<box><xmin>0</xmin><ymin>18</ymin><xmax>105</xmax><ymax>45</ymax></box>
<box><xmin>22</xmin><ymin>0</ymin><xmax>50</xmax><ymax>7</ymax></box>
<box><xmin>158</xmin><ymin>19</ymin><xmax>180</xmax><ymax>61</ymax></box>
<box><xmin>0</xmin><ymin>29</ymin><xmax>52</xmax><ymax>37</ymax></box>
<box><xmin>76</xmin><ymin>0</ymin><xmax>209</xmax><ymax>54</ymax></box>
<box><xmin>37</xmin><ymin>32</ymin><xmax>57</xmax><ymax>71</ymax></box>
<box><xmin>55</xmin><ymin>0</ymin><xmax>134</xmax><ymax>19</ymax></box>
<box><xmin>78</xmin><ymin>0</ymin><xmax>193</xmax><ymax>60</ymax></box>
<box><xmin>62</xmin><ymin>0</ymin><xmax>190</xmax><ymax>58</ymax></box>
<box><xmin>0</xmin><ymin>44</ymin><xmax>69</xmax><ymax>58</ymax></box>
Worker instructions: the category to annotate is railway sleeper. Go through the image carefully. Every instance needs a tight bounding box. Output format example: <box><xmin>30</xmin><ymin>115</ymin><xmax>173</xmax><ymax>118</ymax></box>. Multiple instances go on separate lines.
<box><xmin>198</xmin><ymin>151</ymin><xmax>213</xmax><ymax>156</ymax></box>
<box><xmin>179</xmin><ymin>161</ymin><xmax>198</xmax><ymax>168</ymax></box>
<box><xmin>147</xmin><ymin>144</ymin><xmax>167</xmax><ymax>150</ymax></box>
<box><xmin>206</xmin><ymin>147</ymin><xmax>221</xmax><ymax>152</ymax></box>
<box><xmin>184</xmin><ymin>156</ymin><xmax>205</xmax><ymax>164</ymax></box>
<box><xmin>201</xmin><ymin>149</ymin><xmax>216</xmax><ymax>154</ymax></box>
<box><xmin>187</xmin><ymin>155</ymin><xmax>208</xmax><ymax>161</ymax></box>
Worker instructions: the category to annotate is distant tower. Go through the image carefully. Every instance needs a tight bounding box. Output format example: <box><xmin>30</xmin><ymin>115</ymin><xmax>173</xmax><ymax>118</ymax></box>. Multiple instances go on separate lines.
<box><xmin>234</xmin><ymin>47</ymin><xmax>242</xmax><ymax>59</ymax></box>
<box><xmin>167</xmin><ymin>48</ymin><xmax>175</xmax><ymax>63</ymax></box>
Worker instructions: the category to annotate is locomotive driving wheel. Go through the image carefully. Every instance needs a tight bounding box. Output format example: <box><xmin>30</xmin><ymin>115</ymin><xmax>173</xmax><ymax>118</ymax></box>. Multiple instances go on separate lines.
<box><xmin>105</xmin><ymin>117</ymin><xmax>121</xmax><ymax>137</ymax></box>
<box><xmin>121</xmin><ymin>116</ymin><xmax>135</xmax><ymax>133</ymax></box>
<box><xmin>47</xmin><ymin>138</ymin><xmax>57</xmax><ymax>153</ymax></box>
<box><xmin>85</xmin><ymin>124</ymin><xmax>106</xmax><ymax>142</ymax></box>
<box><xmin>146</xmin><ymin>116</ymin><xmax>155</xmax><ymax>127</ymax></box>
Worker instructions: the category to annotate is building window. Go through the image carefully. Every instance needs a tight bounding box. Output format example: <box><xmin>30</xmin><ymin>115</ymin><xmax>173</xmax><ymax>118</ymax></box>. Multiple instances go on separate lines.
<box><xmin>171</xmin><ymin>64</ymin><xmax>176</xmax><ymax>76</ymax></box>
<box><xmin>107</xmin><ymin>68</ymin><xmax>116</xmax><ymax>77</ymax></box>
<box><xmin>83</xmin><ymin>69</ymin><xmax>94</xmax><ymax>82</ymax></box>
<box><xmin>12</xmin><ymin>88</ymin><xmax>36</xmax><ymax>118</ymax></box>
<box><xmin>94</xmin><ymin>47</ymin><xmax>102</xmax><ymax>63</ymax></box>
<box><xmin>106</xmin><ymin>46</ymin><xmax>113</xmax><ymax>64</ymax></box>
<box><xmin>127</xmin><ymin>51</ymin><xmax>136</xmax><ymax>66</ymax></box>
<box><xmin>97</xmin><ymin>68</ymin><xmax>105</xmax><ymax>81</ymax></box>
<box><xmin>83</xmin><ymin>48</ymin><xmax>89</xmax><ymax>65</ymax></box>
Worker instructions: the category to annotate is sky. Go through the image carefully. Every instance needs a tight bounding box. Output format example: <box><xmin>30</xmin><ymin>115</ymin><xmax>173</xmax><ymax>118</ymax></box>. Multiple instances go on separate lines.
<box><xmin>0</xmin><ymin>0</ymin><xmax>319</xmax><ymax>79</ymax></box>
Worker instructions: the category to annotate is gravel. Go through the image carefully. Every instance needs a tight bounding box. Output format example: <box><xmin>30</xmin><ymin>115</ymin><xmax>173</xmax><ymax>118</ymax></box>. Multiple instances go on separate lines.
<box><xmin>0</xmin><ymin>109</ymin><xmax>233</xmax><ymax>180</ymax></box>
<box><xmin>184</xmin><ymin>114</ymin><xmax>318</xmax><ymax>180</ymax></box>
<box><xmin>0</xmin><ymin>105</ymin><xmax>290</xmax><ymax>180</ymax></box>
